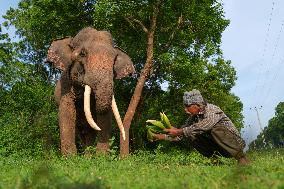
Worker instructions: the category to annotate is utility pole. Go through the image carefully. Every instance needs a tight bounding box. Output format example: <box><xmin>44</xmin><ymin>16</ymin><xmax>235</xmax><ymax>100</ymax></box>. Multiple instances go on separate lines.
<box><xmin>250</xmin><ymin>106</ymin><xmax>266</xmax><ymax>147</ymax></box>
<box><xmin>254</xmin><ymin>106</ymin><xmax>263</xmax><ymax>131</ymax></box>
<box><xmin>250</xmin><ymin>106</ymin><xmax>263</xmax><ymax>131</ymax></box>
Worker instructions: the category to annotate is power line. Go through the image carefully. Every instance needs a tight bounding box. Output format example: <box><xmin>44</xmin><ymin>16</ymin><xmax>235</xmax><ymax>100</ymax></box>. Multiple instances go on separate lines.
<box><xmin>261</xmin><ymin>19</ymin><xmax>284</xmax><ymax>77</ymax></box>
<box><xmin>251</xmin><ymin>1</ymin><xmax>275</xmax><ymax>102</ymax></box>
<box><xmin>261</xmin><ymin>57</ymin><xmax>284</xmax><ymax>107</ymax></box>
<box><xmin>259</xmin><ymin>19</ymin><xmax>284</xmax><ymax>106</ymax></box>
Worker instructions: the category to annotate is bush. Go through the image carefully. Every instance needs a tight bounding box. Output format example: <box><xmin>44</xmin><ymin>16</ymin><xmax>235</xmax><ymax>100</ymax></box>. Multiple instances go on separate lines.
<box><xmin>0</xmin><ymin>77</ymin><xmax>59</xmax><ymax>157</ymax></box>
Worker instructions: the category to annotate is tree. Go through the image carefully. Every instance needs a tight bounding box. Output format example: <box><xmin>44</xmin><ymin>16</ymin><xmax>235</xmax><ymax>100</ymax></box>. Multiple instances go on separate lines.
<box><xmin>0</xmin><ymin>25</ymin><xmax>58</xmax><ymax>157</ymax></box>
<box><xmin>0</xmin><ymin>25</ymin><xmax>14</xmax><ymax>90</ymax></box>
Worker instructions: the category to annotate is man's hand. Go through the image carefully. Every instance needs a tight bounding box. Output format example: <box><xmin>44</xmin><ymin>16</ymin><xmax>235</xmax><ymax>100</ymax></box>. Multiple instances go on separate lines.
<box><xmin>153</xmin><ymin>133</ymin><xmax>166</xmax><ymax>141</ymax></box>
<box><xmin>164</xmin><ymin>127</ymin><xmax>183</xmax><ymax>137</ymax></box>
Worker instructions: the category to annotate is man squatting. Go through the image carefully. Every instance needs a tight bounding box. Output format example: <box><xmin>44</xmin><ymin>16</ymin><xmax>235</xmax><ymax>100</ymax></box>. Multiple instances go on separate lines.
<box><xmin>154</xmin><ymin>89</ymin><xmax>250</xmax><ymax>165</ymax></box>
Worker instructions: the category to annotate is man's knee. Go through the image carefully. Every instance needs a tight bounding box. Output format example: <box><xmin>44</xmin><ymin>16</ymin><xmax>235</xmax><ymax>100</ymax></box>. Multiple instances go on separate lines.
<box><xmin>211</xmin><ymin>125</ymin><xmax>245</xmax><ymax>158</ymax></box>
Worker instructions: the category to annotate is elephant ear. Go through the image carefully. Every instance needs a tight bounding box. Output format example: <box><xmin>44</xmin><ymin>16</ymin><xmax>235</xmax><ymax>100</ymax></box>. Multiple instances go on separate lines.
<box><xmin>114</xmin><ymin>47</ymin><xmax>135</xmax><ymax>79</ymax></box>
<box><xmin>47</xmin><ymin>37</ymin><xmax>72</xmax><ymax>71</ymax></box>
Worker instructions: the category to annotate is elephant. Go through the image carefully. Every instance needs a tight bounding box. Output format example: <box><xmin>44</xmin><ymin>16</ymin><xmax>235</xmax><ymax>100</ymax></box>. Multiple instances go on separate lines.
<box><xmin>46</xmin><ymin>27</ymin><xmax>135</xmax><ymax>156</ymax></box>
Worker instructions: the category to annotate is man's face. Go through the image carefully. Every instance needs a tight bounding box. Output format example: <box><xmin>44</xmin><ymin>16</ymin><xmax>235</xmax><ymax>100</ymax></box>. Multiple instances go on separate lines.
<box><xmin>184</xmin><ymin>104</ymin><xmax>201</xmax><ymax>115</ymax></box>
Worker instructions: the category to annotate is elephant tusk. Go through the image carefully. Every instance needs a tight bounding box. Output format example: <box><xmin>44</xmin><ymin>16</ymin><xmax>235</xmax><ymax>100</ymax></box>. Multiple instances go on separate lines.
<box><xmin>112</xmin><ymin>95</ymin><xmax>126</xmax><ymax>140</ymax></box>
<box><xmin>84</xmin><ymin>85</ymin><xmax>101</xmax><ymax>130</ymax></box>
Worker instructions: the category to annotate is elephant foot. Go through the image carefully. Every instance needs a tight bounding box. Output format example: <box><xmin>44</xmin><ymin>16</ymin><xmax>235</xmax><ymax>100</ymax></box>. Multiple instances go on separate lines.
<box><xmin>96</xmin><ymin>142</ymin><xmax>110</xmax><ymax>155</ymax></box>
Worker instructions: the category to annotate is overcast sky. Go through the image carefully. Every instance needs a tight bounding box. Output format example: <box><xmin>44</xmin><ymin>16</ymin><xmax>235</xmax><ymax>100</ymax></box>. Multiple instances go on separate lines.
<box><xmin>1</xmin><ymin>0</ymin><xmax>284</xmax><ymax>146</ymax></box>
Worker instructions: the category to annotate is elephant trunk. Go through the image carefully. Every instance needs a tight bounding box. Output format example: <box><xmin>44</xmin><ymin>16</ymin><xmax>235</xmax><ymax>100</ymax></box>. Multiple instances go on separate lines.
<box><xmin>93</xmin><ymin>80</ymin><xmax>113</xmax><ymax>113</ymax></box>
<box><xmin>83</xmin><ymin>85</ymin><xmax>126</xmax><ymax>140</ymax></box>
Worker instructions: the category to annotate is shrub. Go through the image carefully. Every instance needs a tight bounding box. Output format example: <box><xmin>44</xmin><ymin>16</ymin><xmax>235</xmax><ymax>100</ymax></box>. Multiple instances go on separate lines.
<box><xmin>0</xmin><ymin>77</ymin><xmax>59</xmax><ymax>157</ymax></box>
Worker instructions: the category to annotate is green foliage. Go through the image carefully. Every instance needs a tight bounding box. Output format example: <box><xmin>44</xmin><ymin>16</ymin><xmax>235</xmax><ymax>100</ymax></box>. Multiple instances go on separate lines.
<box><xmin>0</xmin><ymin>25</ymin><xmax>14</xmax><ymax>89</ymax></box>
<box><xmin>0</xmin><ymin>149</ymin><xmax>283</xmax><ymax>189</ymax></box>
<box><xmin>249</xmin><ymin>102</ymin><xmax>284</xmax><ymax>149</ymax></box>
<box><xmin>1</xmin><ymin>26</ymin><xmax>59</xmax><ymax>157</ymax></box>
<box><xmin>0</xmin><ymin>61</ymin><xmax>59</xmax><ymax>157</ymax></box>
<box><xmin>93</xmin><ymin>0</ymin><xmax>229</xmax><ymax>58</ymax></box>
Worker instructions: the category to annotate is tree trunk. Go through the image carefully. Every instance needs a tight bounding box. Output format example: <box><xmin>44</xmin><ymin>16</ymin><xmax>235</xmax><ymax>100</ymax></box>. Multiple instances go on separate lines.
<box><xmin>120</xmin><ymin>1</ymin><xmax>161</xmax><ymax>157</ymax></box>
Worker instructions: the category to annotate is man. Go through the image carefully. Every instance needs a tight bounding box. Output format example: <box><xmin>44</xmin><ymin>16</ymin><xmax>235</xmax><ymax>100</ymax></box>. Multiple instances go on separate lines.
<box><xmin>154</xmin><ymin>89</ymin><xmax>250</xmax><ymax>165</ymax></box>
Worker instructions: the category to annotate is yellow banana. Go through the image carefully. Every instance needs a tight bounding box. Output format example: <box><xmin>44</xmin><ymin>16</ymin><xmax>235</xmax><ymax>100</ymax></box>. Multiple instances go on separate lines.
<box><xmin>162</xmin><ymin>112</ymin><xmax>172</xmax><ymax>128</ymax></box>
<box><xmin>145</xmin><ymin>113</ymin><xmax>173</xmax><ymax>142</ymax></box>
<box><xmin>146</xmin><ymin>120</ymin><xmax>165</xmax><ymax>129</ymax></box>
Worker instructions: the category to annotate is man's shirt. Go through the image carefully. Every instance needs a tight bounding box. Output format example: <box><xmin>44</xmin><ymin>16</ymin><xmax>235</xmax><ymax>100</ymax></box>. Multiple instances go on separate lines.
<box><xmin>182</xmin><ymin>103</ymin><xmax>241</xmax><ymax>138</ymax></box>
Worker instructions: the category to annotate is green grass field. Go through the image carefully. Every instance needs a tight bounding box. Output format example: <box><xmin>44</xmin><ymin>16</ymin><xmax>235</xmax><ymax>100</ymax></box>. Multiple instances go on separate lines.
<box><xmin>0</xmin><ymin>149</ymin><xmax>283</xmax><ymax>189</ymax></box>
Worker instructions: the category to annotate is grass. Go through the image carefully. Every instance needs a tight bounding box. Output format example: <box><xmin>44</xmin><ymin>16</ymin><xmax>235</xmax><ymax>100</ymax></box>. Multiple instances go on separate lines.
<box><xmin>0</xmin><ymin>148</ymin><xmax>283</xmax><ymax>189</ymax></box>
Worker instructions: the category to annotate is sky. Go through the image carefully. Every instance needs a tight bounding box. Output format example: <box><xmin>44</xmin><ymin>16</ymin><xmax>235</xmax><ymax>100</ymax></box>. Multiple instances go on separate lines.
<box><xmin>0</xmin><ymin>1</ymin><xmax>17</xmax><ymax>26</ymax></box>
<box><xmin>1</xmin><ymin>0</ymin><xmax>284</xmax><ymax>146</ymax></box>
<box><xmin>221</xmin><ymin>0</ymin><xmax>284</xmax><ymax>145</ymax></box>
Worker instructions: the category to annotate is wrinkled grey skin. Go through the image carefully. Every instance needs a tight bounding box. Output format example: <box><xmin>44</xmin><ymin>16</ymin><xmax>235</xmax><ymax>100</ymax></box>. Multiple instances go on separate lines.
<box><xmin>47</xmin><ymin>27</ymin><xmax>135</xmax><ymax>156</ymax></box>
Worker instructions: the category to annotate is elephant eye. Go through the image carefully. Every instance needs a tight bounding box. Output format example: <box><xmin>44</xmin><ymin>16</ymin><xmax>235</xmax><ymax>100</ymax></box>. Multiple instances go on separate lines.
<box><xmin>68</xmin><ymin>43</ymin><xmax>74</xmax><ymax>50</ymax></box>
<box><xmin>79</xmin><ymin>49</ymin><xmax>87</xmax><ymax>57</ymax></box>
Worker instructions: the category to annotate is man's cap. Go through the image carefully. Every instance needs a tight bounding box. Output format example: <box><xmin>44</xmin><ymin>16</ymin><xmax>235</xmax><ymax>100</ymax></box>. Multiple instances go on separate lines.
<box><xmin>183</xmin><ymin>89</ymin><xmax>204</xmax><ymax>106</ymax></box>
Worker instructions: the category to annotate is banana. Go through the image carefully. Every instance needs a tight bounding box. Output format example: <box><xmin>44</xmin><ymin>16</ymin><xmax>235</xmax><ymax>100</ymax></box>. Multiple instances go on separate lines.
<box><xmin>160</xmin><ymin>112</ymin><xmax>164</xmax><ymax>123</ymax></box>
<box><xmin>146</xmin><ymin>125</ymin><xmax>152</xmax><ymax>130</ymax></box>
<box><xmin>146</xmin><ymin>120</ymin><xmax>165</xmax><ymax>129</ymax></box>
<box><xmin>145</xmin><ymin>113</ymin><xmax>174</xmax><ymax>142</ymax></box>
<box><xmin>147</xmin><ymin>129</ymin><xmax>155</xmax><ymax>142</ymax></box>
<box><xmin>146</xmin><ymin>125</ymin><xmax>159</xmax><ymax>133</ymax></box>
<box><xmin>162</xmin><ymin>112</ymin><xmax>172</xmax><ymax>128</ymax></box>
<box><xmin>146</xmin><ymin>125</ymin><xmax>160</xmax><ymax>132</ymax></box>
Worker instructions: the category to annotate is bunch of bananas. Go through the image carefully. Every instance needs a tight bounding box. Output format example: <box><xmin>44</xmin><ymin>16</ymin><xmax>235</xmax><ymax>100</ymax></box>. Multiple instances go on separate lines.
<box><xmin>146</xmin><ymin>112</ymin><xmax>173</xmax><ymax>142</ymax></box>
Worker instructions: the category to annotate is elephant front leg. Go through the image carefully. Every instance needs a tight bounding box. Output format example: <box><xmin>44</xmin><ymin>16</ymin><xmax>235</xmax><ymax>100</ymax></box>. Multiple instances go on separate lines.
<box><xmin>96</xmin><ymin>110</ymin><xmax>112</xmax><ymax>155</ymax></box>
<box><xmin>59</xmin><ymin>95</ymin><xmax>77</xmax><ymax>156</ymax></box>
